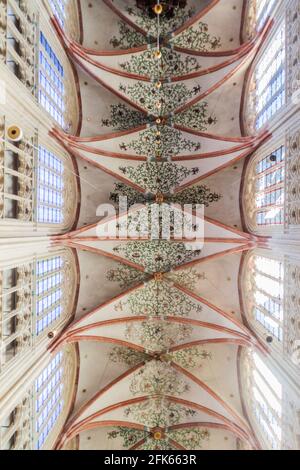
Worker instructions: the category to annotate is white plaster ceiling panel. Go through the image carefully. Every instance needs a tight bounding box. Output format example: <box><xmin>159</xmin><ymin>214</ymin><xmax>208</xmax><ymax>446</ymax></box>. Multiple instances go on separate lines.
<box><xmin>68</xmin><ymin>147</ymin><xmax>143</xmax><ymax>180</ymax></box>
<box><xmin>178</xmin><ymin>253</ymin><xmax>244</xmax><ymax>318</ymax></box>
<box><xmin>201</xmin><ymin>160</ymin><xmax>245</xmax><ymax>230</ymax></box>
<box><xmin>173</xmin><ymin>0</ymin><xmax>244</xmax><ymax>51</ymax></box>
<box><xmin>76</xmin><ymin>251</ymin><xmax>127</xmax><ymax>317</ymax></box>
<box><xmin>76</xmin><ymin>160</ymin><xmax>120</xmax><ymax>227</ymax></box>
<box><xmin>74</xmin><ymin>342</ymin><xmax>131</xmax><ymax>412</ymax></box>
<box><xmin>78</xmin><ymin>70</ymin><xmax>132</xmax><ymax>137</ymax></box>
<box><xmin>173</xmin><ymin>149</ymin><xmax>256</xmax><ymax>183</ymax></box>
<box><xmin>79</xmin><ymin>0</ymin><xmax>129</xmax><ymax>50</ymax></box>
<box><xmin>187</xmin><ymin>344</ymin><xmax>244</xmax><ymax>415</ymax></box>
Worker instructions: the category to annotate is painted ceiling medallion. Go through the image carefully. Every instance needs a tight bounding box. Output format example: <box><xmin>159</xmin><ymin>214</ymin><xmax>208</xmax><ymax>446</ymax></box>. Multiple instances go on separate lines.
<box><xmin>114</xmin><ymin>278</ymin><xmax>202</xmax><ymax>318</ymax></box>
<box><xmin>153</xmin><ymin>430</ymin><xmax>163</xmax><ymax>440</ymax></box>
<box><xmin>119</xmin><ymin>48</ymin><xmax>202</xmax><ymax>78</ymax></box>
<box><xmin>112</xmin><ymin>240</ymin><xmax>201</xmax><ymax>273</ymax></box>
<box><xmin>129</xmin><ymin>361</ymin><xmax>190</xmax><ymax>396</ymax></box>
<box><xmin>125</xmin><ymin>319</ymin><xmax>193</xmax><ymax>351</ymax></box>
<box><xmin>119</xmin><ymin>126</ymin><xmax>202</xmax><ymax>159</ymax></box>
<box><xmin>124</xmin><ymin>397</ymin><xmax>196</xmax><ymax>427</ymax></box>
<box><xmin>108</xmin><ymin>424</ymin><xmax>210</xmax><ymax>450</ymax></box>
<box><xmin>172</xmin><ymin>22</ymin><xmax>221</xmax><ymax>51</ymax></box>
<box><xmin>106</xmin><ymin>263</ymin><xmax>147</xmax><ymax>289</ymax></box>
<box><xmin>114</xmin><ymin>203</ymin><xmax>202</xmax><ymax>238</ymax></box>
<box><xmin>110</xmin><ymin>182</ymin><xmax>221</xmax><ymax>208</ymax></box>
<box><xmin>174</xmin><ymin>102</ymin><xmax>217</xmax><ymax>130</ymax></box>
<box><xmin>101</xmin><ymin>104</ymin><xmax>150</xmax><ymax>131</ymax></box>
<box><xmin>109</xmin><ymin>346</ymin><xmax>150</xmax><ymax>366</ymax></box>
<box><xmin>167</xmin><ymin>347</ymin><xmax>213</xmax><ymax>369</ymax></box>
<box><xmin>118</xmin><ymin>82</ymin><xmax>202</xmax><ymax>115</ymax></box>
<box><xmin>119</xmin><ymin>162</ymin><xmax>199</xmax><ymax>193</ymax></box>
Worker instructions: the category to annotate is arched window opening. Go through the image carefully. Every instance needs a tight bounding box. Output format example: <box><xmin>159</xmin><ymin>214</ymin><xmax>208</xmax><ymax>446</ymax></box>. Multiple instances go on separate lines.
<box><xmin>0</xmin><ymin>118</ymin><xmax>78</xmax><ymax>229</ymax></box>
<box><xmin>0</xmin><ymin>345</ymin><xmax>77</xmax><ymax>450</ymax></box>
<box><xmin>39</xmin><ymin>32</ymin><xmax>65</xmax><ymax>127</ymax></box>
<box><xmin>242</xmin><ymin>251</ymin><xmax>300</xmax><ymax>367</ymax></box>
<box><xmin>0</xmin><ymin>250</ymin><xmax>78</xmax><ymax>373</ymax></box>
<box><xmin>255</xmin><ymin>23</ymin><xmax>285</xmax><ymax>130</ymax></box>
<box><xmin>250</xmin><ymin>352</ymin><xmax>283</xmax><ymax>449</ymax></box>
<box><xmin>48</xmin><ymin>0</ymin><xmax>82</xmax><ymax>44</ymax></box>
<box><xmin>49</xmin><ymin>0</ymin><xmax>67</xmax><ymax>29</ymax></box>
<box><xmin>247</xmin><ymin>255</ymin><xmax>284</xmax><ymax>341</ymax></box>
<box><xmin>37</xmin><ymin>146</ymin><xmax>65</xmax><ymax>225</ymax></box>
<box><xmin>35</xmin><ymin>351</ymin><xmax>64</xmax><ymax>450</ymax></box>
<box><xmin>240</xmin><ymin>350</ymin><xmax>283</xmax><ymax>450</ymax></box>
<box><xmin>244</xmin><ymin>22</ymin><xmax>286</xmax><ymax>133</ymax></box>
<box><xmin>243</xmin><ymin>145</ymin><xmax>285</xmax><ymax>233</ymax></box>
<box><xmin>243</xmin><ymin>0</ymin><xmax>278</xmax><ymax>41</ymax></box>
<box><xmin>0</xmin><ymin>1</ymin><xmax>37</xmax><ymax>94</ymax></box>
<box><xmin>35</xmin><ymin>255</ymin><xmax>65</xmax><ymax>335</ymax></box>
<box><xmin>255</xmin><ymin>146</ymin><xmax>285</xmax><ymax>227</ymax></box>
<box><xmin>0</xmin><ymin>2</ymin><xmax>80</xmax><ymax>132</ymax></box>
<box><xmin>243</xmin><ymin>253</ymin><xmax>284</xmax><ymax>344</ymax></box>
<box><xmin>256</xmin><ymin>0</ymin><xmax>276</xmax><ymax>30</ymax></box>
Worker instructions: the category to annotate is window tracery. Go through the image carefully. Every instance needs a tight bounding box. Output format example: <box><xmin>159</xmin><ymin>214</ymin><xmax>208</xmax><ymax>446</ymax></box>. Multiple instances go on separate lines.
<box><xmin>0</xmin><ymin>116</ymin><xmax>78</xmax><ymax>229</ymax></box>
<box><xmin>0</xmin><ymin>345</ymin><xmax>77</xmax><ymax>450</ymax></box>
<box><xmin>240</xmin><ymin>349</ymin><xmax>299</xmax><ymax>450</ymax></box>
<box><xmin>49</xmin><ymin>0</ymin><xmax>66</xmax><ymax>29</ymax></box>
<box><xmin>48</xmin><ymin>0</ymin><xmax>81</xmax><ymax>42</ymax></box>
<box><xmin>245</xmin><ymin>22</ymin><xmax>286</xmax><ymax>133</ymax></box>
<box><xmin>0</xmin><ymin>0</ymin><xmax>37</xmax><ymax>92</ymax></box>
<box><xmin>0</xmin><ymin>392</ymin><xmax>32</xmax><ymax>450</ymax></box>
<box><xmin>0</xmin><ymin>1</ymin><xmax>80</xmax><ymax>133</ymax></box>
<box><xmin>243</xmin><ymin>0</ymin><xmax>277</xmax><ymax>41</ymax></box>
<box><xmin>0</xmin><ymin>249</ymin><xmax>78</xmax><ymax>373</ymax></box>
<box><xmin>243</xmin><ymin>253</ymin><xmax>284</xmax><ymax>343</ymax></box>
<box><xmin>39</xmin><ymin>32</ymin><xmax>65</xmax><ymax>128</ymax></box>
<box><xmin>243</xmin><ymin>144</ymin><xmax>285</xmax><ymax>233</ymax></box>
<box><xmin>242</xmin><ymin>251</ymin><xmax>300</xmax><ymax>367</ymax></box>
<box><xmin>242</xmin><ymin>351</ymin><xmax>283</xmax><ymax>449</ymax></box>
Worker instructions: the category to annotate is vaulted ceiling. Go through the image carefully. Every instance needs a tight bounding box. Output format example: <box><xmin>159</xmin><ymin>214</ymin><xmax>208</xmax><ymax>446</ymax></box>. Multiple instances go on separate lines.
<box><xmin>51</xmin><ymin>0</ymin><xmax>271</xmax><ymax>450</ymax></box>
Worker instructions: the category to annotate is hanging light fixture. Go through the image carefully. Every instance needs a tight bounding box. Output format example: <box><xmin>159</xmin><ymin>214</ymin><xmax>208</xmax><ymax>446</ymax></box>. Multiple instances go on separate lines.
<box><xmin>153</xmin><ymin>3</ymin><xmax>163</xmax><ymax>15</ymax></box>
<box><xmin>136</xmin><ymin>1</ymin><xmax>187</xmax><ymax>18</ymax></box>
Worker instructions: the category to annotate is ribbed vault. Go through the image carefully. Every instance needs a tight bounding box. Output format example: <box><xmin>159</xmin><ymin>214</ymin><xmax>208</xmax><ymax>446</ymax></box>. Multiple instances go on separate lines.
<box><xmin>49</xmin><ymin>0</ymin><xmax>273</xmax><ymax>451</ymax></box>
